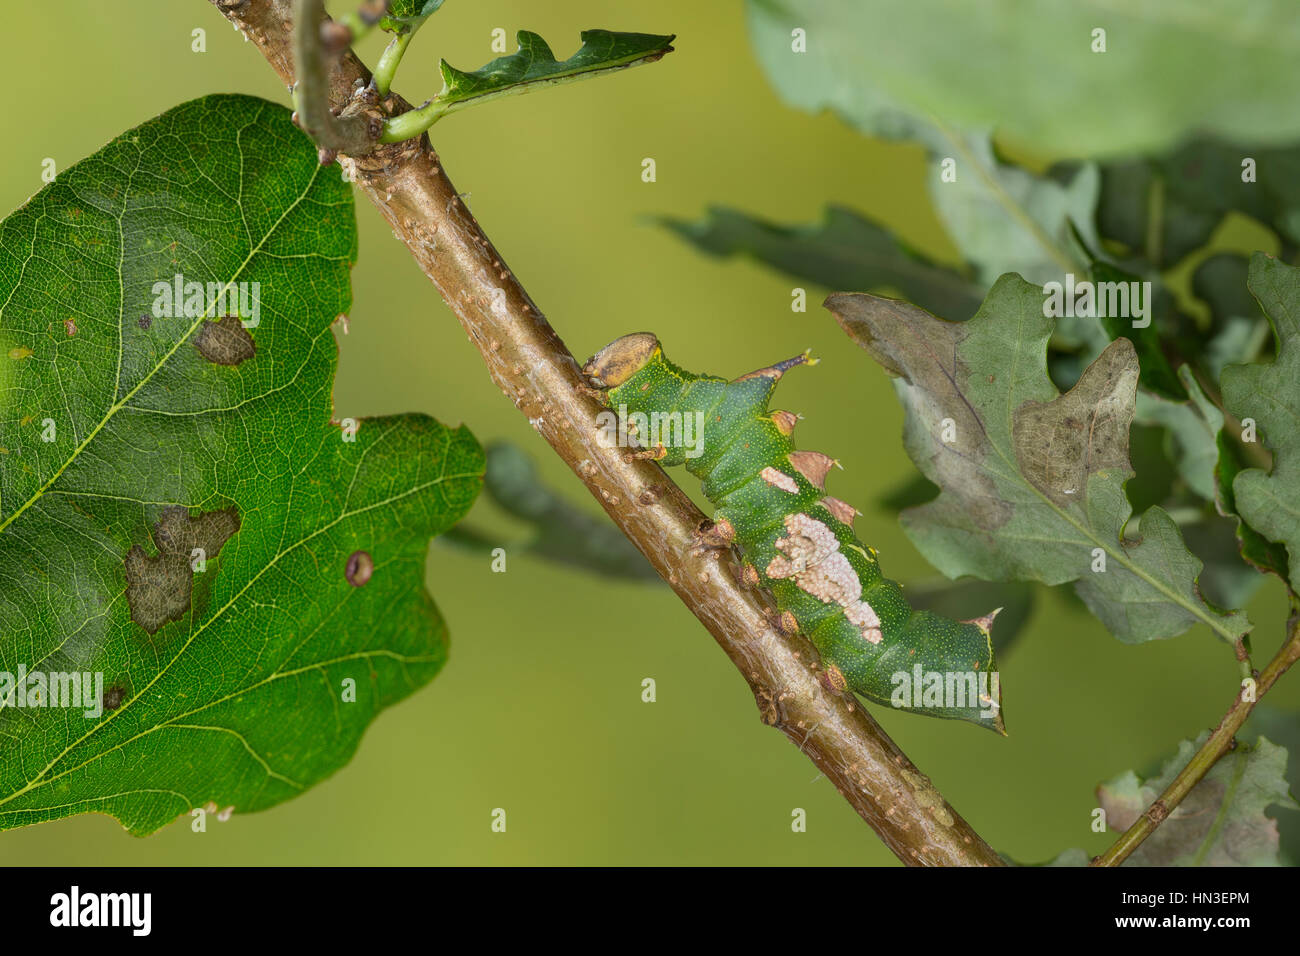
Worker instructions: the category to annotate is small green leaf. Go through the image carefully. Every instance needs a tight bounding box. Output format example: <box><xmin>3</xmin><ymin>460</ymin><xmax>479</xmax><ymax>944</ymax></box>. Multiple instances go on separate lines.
<box><xmin>1097</xmin><ymin>141</ymin><xmax>1300</xmax><ymax>266</ymax></box>
<box><xmin>1098</xmin><ymin>734</ymin><xmax>1298</xmax><ymax>866</ymax></box>
<box><xmin>0</xmin><ymin>95</ymin><xmax>483</xmax><ymax>834</ymax></box>
<box><xmin>1180</xmin><ymin>516</ymin><xmax>1268</xmax><ymax>612</ymax></box>
<box><xmin>828</xmin><ymin>279</ymin><xmax>1250</xmax><ymax>644</ymax></box>
<box><xmin>1220</xmin><ymin>253</ymin><xmax>1300</xmax><ymax>595</ymax></box>
<box><xmin>443</xmin><ymin>442</ymin><xmax>659</xmax><ymax>583</ymax></box>
<box><xmin>442</xmin><ymin>28</ymin><xmax>674</xmax><ymax>104</ymax></box>
<box><xmin>927</xmin><ymin>133</ymin><xmax>1099</xmax><ymax>288</ymax></box>
<box><xmin>1194</xmin><ymin>254</ymin><xmax>1272</xmax><ymax>380</ymax></box>
<box><xmin>1088</xmin><ymin>260</ymin><xmax>1185</xmax><ymax>401</ymax></box>
<box><xmin>659</xmin><ymin>205</ymin><xmax>983</xmax><ymax>320</ymax></box>
<box><xmin>1094</xmin><ymin>158</ymin><xmax>1220</xmax><ymax>268</ymax></box>
<box><xmin>385</xmin><ymin>29</ymin><xmax>674</xmax><ymax>138</ymax></box>
<box><xmin>380</xmin><ymin>0</ymin><xmax>445</xmax><ymax>32</ymax></box>
<box><xmin>1216</xmin><ymin>432</ymin><xmax>1291</xmax><ymax>583</ymax></box>
<box><xmin>1244</xmin><ymin>706</ymin><xmax>1300</xmax><ymax>865</ymax></box>
<box><xmin>1133</xmin><ymin>367</ymin><xmax>1220</xmax><ymax>501</ymax></box>
<box><xmin>1154</xmin><ymin>140</ymin><xmax>1300</xmax><ymax>249</ymax></box>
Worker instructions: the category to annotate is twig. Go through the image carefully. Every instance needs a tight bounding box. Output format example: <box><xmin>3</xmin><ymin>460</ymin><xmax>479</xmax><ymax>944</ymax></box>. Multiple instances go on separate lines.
<box><xmin>208</xmin><ymin>0</ymin><xmax>1005</xmax><ymax>866</ymax></box>
<box><xmin>1092</xmin><ymin>597</ymin><xmax>1300</xmax><ymax>866</ymax></box>
<box><xmin>291</xmin><ymin>0</ymin><xmax>382</xmax><ymax>155</ymax></box>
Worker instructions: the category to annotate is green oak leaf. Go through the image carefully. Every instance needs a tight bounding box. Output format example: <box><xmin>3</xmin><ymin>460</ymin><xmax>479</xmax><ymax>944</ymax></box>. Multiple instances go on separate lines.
<box><xmin>381</xmin><ymin>0</ymin><xmax>445</xmax><ymax>33</ymax></box>
<box><xmin>1216</xmin><ymin>433</ymin><xmax>1291</xmax><ymax>583</ymax></box>
<box><xmin>828</xmin><ymin>278</ymin><xmax>1249</xmax><ymax>644</ymax></box>
<box><xmin>1244</xmin><ymin>706</ymin><xmax>1300</xmax><ymax>865</ymax></box>
<box><xmin>1093</xmin><ymin>158</ymin><xmax>1220</xmax><ymax>268</ymax></box>
<box><xmin>1220</xmin><ymin>253</ymin><xmax>1300</xmax><ymax>594</ymax></box>
<box><xmin>1096</xmin><ymin>142</ymin><xmax>1300</xmax><ymax>268</ymax></box>
<box><xmin>745</xmin><ymin>0</ymin><xmax>1300</xmax><ymax>158</ymax></box>
<box><xmin>1098</xmin><ymin>734</ymin><xmax>1298</xmax><ymax>866</ymax></box>
<box><xmin>0</xmin><ymin>94</ymin><xmax>483</xmax><ymax>834</ymax></box>
<box><xmin>1087</xmin><ymin>260</ymin><xmax>1185</xmax><ymax>401</ymax></box>
<box><xmin>432</xmin><ymin>30</ymin><xmax>675</xmax><ymax>119</ymax></box>
<box><xmin>659</xmin><ymin>205</ymin><xmax>983</xmax><ymax>321</ymax></box>
<box><xmin>927</xmin><ymin>134</ymin><xmax>1100</xmax><ymax>289</ymax></box>
<box><xmin>1194</xmin><ymin>254</ymin><xmax>1272</xmax><ymax>380</ymax></box>
<box><xmin>1180</xmin><ymin>516</ymin><xmax>1268</xmax><ymax>613</ymax></box>
<box><xmin>443</xmin><ymin>441</ymin><xmax>658</xmax><ymax>583</ymax></box>
<box><xmin>747</xmin><ymin>1</ymin><xmax>1108</xmax><ymax>288</ymax></box>
<box><xmin>1155</xmin><ymin>141</ymin><xmax>1300</xmax><ymax>250</ymax></box>
<box><xmin>1134</xmin><ymin>367</ymin><xmax>1220</xmax><ymax>502</ymax></box>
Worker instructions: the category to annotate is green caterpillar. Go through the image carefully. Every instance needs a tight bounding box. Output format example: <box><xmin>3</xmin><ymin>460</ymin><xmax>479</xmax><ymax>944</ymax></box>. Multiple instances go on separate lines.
<box><xmin>584</xmin><ymin>334</ymin><xmax>1004</xmax><ymax>733</ymax></box>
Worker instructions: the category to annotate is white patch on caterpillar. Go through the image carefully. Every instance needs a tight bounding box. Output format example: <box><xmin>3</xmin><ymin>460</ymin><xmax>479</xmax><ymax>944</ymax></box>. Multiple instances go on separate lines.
<box><xmin>844</xmin><ymin>600</ymin><xmax>883</xmax><ymax>644</ymax></box>
<box><xmin>760</xmin><ymin>466</ymin><xmax>799</xmax><ymax>494</ymax></box>
<box><xmin>766</xmin><ymin>512</ymin><xmax>883</xmax><ymax>644</ymax></box>
<box><xmin>766</xmin><ymin>512</ymin><xmax>838</xmax><ymax>576</ymax></box>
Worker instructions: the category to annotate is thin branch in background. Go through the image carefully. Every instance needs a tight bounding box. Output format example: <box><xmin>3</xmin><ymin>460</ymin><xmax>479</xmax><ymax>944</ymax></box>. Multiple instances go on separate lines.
<box><xmin>1093</xmin><ymin>598</ymin><xmax>1300</xmax><ymax>866</ymax></box>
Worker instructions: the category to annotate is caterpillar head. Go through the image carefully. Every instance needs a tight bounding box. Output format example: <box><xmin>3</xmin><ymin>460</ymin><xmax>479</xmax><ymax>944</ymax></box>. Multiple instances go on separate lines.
<box><xmin>583</xmin><ymin>333</ymin><xmax>660</xmax><ymax>388</ymax></box>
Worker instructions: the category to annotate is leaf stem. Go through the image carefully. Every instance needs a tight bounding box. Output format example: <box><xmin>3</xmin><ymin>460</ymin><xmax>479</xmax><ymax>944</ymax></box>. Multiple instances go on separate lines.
<box><xmin>1092</xmin><ymin>596</ymin><xmax>1300</xmax><ymax>866</ymax></box>
<box><xmin>210</xmin><ymin>0</ymin><xmax>1004</xmax><ymax>866</ymax></box>
<box><xmin>372</xmin><ymin>28</ymin><xmax>413</xmax><ymax>97</ymax></box>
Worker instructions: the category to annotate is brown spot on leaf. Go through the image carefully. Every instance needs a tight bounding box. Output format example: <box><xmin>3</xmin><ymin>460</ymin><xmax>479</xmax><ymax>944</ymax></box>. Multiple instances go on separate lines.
<box><xmin>124</xmin><ymin>506</ymin><xmax>240</xmax><ymax>634</ymax></box>
<box><xmin>194</xmin><ymin>316</ymin><xmax>256</xmax><ymax>366</ymax></box>
<box><xmin>138</xmin><ymin>314</ymin><xmax>152</xmax><ymax>330</ymax></box>
<box><xmin>346</xmin><ymin>550</ymin><xmax>374</xmax><ymax>587</ymax></box>
<box><xmin>64</xmin><ymin>319</ymin><xmax>77</xmax><ymax>336</ymax></box>
<box><xmin>102</xmin><ymin>685</ymin><xmax>127</xmax><ymax>711</ymax></box>
<box><xmin>1013</xmin><ymin>338</ymin><xmax>1137</xmax><ymax>509</ymax></box>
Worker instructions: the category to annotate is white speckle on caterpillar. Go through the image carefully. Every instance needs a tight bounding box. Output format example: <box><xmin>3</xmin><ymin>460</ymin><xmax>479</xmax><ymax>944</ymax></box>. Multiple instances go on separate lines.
<box><xmin>845</xmin><ymin>600</ymin><xmax>883</xmax><ymax>644</ymax></box>
<box><xmin>760</xmin><ymin>467</ymin><xmax>799</xmax><ymax>494</ymax></box>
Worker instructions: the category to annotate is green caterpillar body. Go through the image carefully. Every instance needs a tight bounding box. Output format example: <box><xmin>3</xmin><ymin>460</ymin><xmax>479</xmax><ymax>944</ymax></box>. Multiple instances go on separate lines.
<box><xmin>584</xmin><ymin>333</ymin><xmax>1003</xmax><ymax>733</ymax></box>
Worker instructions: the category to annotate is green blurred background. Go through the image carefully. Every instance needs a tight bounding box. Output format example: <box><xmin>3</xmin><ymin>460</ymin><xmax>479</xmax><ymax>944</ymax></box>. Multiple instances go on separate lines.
<box><xmin>0</xmin><ymin>0</ymin><xmax>1294</xmax><ymax>865</ymax></box>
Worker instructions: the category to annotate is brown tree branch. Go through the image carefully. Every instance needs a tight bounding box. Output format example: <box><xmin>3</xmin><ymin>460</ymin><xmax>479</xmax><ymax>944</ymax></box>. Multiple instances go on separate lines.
<box><xmin>209</xmin><ymin>0</ymin><xmax>1004</xmax><ymax>866</ymax></box>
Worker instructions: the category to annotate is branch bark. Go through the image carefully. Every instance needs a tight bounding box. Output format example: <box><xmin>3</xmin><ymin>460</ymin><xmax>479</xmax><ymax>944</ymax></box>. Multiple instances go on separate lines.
<box><xmin>209</xmin><ymin>0</ymin><xmax>1005</xmax><ymax>866</ymax></box>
